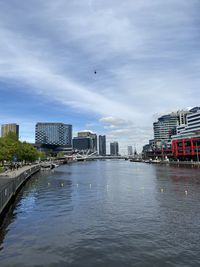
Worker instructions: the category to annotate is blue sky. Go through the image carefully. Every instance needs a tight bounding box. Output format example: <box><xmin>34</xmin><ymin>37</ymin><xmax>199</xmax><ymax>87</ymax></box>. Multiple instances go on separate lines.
<box><xmin>0</xmin><ymin>0</ymin><xmax>200</xmax><ymax>153</ymax></box>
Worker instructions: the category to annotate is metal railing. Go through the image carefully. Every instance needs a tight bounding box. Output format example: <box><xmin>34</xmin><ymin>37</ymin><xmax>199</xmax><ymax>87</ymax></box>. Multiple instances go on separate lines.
<box><xmin>0</xmin><ymin>165</ymin><xmax>40</xmax><ymax>216</ymax></box>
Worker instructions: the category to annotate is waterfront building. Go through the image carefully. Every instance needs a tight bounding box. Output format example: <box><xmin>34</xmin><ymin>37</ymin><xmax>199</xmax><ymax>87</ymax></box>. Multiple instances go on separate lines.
<box><xmin>99</xmin><ymin>135</ymin><xmax>106</xmax><ymax>155</ymax></box>
<box><xmin>171</xmin><ymin>107</ymin><xmax>200</xmax><ymax>160</ymax></box>
<box><xmin>1</xmin><ymin>123</ymin><xmax>19</xmax><ymax>139</ymax></box>
<box><xmin>78</xmin><ymin>131</ymin><xmax>97</xmax><ymax>152</ymax></box>
<box><xmin>143</xmin><ymin>110</ymin><xmax>190</xmax><ymax>160</ymax></box>
<box><xmin>73</xmin><ymin>137</ymin><xmax>93</xmax><ymax>152</ymax></box>
<box><xmin>110</xmin><ymin>142</ymin><xmax>119</xmax><ymax>156</ymax></box>
<box><xmin>143</xmin><ymin>107</ymin><xmax>200</xmax><ymax>160</ymax></box>
<box><xmin>35</xmin><ymin>123</ymin><xmax>72</xmax><ymax>147</ymax></box>
<box><xmin>128</xmin><ymin>146</ymin><xmax>133</xmax><ymax>156</ymax></box>
<box><xmin>153</xmin><ymin>110</ymin><xmax>190</xmax><ymax>144</ymax></box>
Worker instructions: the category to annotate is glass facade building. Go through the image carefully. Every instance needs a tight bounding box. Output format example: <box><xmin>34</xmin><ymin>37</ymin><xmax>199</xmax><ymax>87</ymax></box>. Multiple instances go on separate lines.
<box><xmin>99</xmin><ymin>135</ymin><xmax>106</xmax><ymax>155</ymax></box>
<box><xmin>35</xmin><ymin>123</ymin><xmax>72</xmax><ymax>147</ymax></box>
<box><xmin>78</xmin><ymin>131</ymin><xmax>97</xmax><ymax>152</ymax></box>
<box><xmin>73</xmin><ymin>137</ymin><xmax>93</xmax><ymax>151</ymax></box>
<box><xmin>110</xmin><ymin>142</ymin><xmax>119</xmax><ymax>156</ymax></box>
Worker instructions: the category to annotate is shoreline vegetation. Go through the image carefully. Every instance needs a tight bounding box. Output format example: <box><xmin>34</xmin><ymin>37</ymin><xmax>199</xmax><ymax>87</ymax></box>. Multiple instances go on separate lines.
<box><xmin>0</xmin><ymin>133</ymin><xmax>43</xmax><ymax>173</ymax></box>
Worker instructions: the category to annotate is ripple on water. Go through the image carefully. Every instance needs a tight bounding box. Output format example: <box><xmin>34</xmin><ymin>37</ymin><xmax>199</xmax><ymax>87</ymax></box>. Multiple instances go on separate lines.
<box><xmin>1</xmin><ymin>161</ymin><xmax>200</xmax><ymax>266</ymax></box>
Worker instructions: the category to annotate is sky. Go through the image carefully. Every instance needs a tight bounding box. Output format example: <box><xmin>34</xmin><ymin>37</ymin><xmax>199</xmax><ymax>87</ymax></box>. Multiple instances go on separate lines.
<box><xmin>0</xmin><ymin>0</ymin><xmax>200</xmax><ymax>154</ymax></box>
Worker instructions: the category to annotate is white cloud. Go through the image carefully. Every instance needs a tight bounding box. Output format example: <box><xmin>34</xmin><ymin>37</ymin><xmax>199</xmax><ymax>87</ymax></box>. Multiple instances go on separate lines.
<box><xmin>0</xmin><ymin>0</ymin><xmax>200</xmax><ymax>152</ymax></box>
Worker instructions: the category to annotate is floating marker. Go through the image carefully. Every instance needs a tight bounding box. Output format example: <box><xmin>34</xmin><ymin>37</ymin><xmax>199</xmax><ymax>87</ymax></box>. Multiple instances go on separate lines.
<box><xmin>48</xmin><ymin>182</ymin><xmax>50</xmax><ymax>186</ymax></box>
<box><xmin>90</xmin><ymin>184</ymin><xmax>92</xmax><ymax>188</ymax></box>
<box><xmin>61</xmin><ymin>183</ymin><xmax>64</xmax><ymax>187</ymax></box>
<box><xmin>161</xmin><ymin>188</ymin><xmax>164</xmax><ymax>193</ymax></box>
<box><xmin>76</xmin><ymin>184</ymin><xmax>79</xmax><ymax>188</ymax></box>
<box><xmin>185</xmin><ymin>190</ymin><xmax>188</xmax><ymax>195</ymax></box>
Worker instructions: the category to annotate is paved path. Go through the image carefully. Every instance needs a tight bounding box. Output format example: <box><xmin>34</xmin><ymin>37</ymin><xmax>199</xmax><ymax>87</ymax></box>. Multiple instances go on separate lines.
<box><xmin>0</xmin><ymin>165</ymin><xmax>39</xmax><ymax>188</ymax></box>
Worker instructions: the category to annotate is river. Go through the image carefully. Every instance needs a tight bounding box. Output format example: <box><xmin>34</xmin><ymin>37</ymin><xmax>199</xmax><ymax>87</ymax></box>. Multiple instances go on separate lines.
<box><xmin>0</xmin><ymin>160</ymin><xmax>200</xmax><ymax>266</ymax></box>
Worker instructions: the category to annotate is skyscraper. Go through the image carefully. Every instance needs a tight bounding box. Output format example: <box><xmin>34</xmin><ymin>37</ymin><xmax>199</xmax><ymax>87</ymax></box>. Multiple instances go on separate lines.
<box><xmin>73</xmin><ymin>137</ymin><xmax>93</xmax><ymax>151</ymax></box>
<box><xmin>110</xmin><ymin>142</ymin><xmax>119</xmax><ymax>156</ymax></box>
<box><xmin>35</xmin><ymin>123</ymin><xmax>72</xmax><ymax>147</ymax></box>
<box><xmin>153</xmin><ymin>110</ymin><xmax>190</xmax><ymax>142</ymax></box>
<box><xmin>1</xmin><ymin>123</ymin><xmax>19</xmax><ymax>139</ymax></box>
<box><xmin>128</xmin><ymin>146</ymin><xmax>133</xmax><ymax>156</ymax></box>
<box><xmin>78</xmin><ymin>131</ymin><xmax>97</xmax><ymax>152</ymax></box>
<box><xmin>99</xmin><ymin>135</ymin><xmax>106</xmax><ymax>155</ymax></box>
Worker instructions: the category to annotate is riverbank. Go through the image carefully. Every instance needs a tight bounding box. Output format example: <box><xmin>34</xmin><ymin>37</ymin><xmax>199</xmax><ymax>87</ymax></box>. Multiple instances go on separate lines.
<box><xmin>0</xmin><ymin>164</ymin><xmax>40</xmax><ymax>224</ymax></box>
<box><xmin>137</xmin><ymin>159</ymin><xmax>200</xmax><ymax>166</ymax></box>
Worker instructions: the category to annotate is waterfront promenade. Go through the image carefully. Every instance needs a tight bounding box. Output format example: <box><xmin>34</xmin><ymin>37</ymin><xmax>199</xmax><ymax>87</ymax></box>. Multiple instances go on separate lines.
<box><xmin>0</xmin><ymin>164</ymin><xmax>40</xmax><ymax>223</ymax></box>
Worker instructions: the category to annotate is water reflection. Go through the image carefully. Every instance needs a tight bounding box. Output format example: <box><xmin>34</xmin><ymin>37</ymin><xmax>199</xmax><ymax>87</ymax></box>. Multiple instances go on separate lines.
<box><xmin>0</xmin><ymin>161</ymin><xmax>200</xmax><ymax>266</ymax></box>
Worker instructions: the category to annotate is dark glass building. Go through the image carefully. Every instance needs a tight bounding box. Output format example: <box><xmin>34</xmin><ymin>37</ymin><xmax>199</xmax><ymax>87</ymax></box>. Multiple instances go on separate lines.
<box><xmin>73</xmin><ymin>137</ymin><xmax>93</xmax><ymax>151</ymax></box>
<box><xmin>78</xmin><ymin>131</ymin><xmax>97</xmax><ymax>152</ymax></box>
<box><xmin>99</xmin><ymin>135</ymin><xmax>106</xmax><ymax>155</ymax></box>
<box><xmin>110</xmin><ymin>142</ymin><xmax>119</xmax><ymax>156</ymax></box>
<box><xmin>35</xmin><ymin>123</ymin><xmax>72</xmax><ymax>147</ymax></box>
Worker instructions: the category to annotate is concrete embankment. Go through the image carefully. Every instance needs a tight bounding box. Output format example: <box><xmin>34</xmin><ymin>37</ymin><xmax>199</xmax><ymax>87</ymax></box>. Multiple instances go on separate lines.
<box><xmin>160</xmin><ymin>161</ymin><xmax>200</xmax><ymax>166</ymax></box>
<box><xmin>0</xmin><ymin>165</ymin><xmax>41</xmax><ymax>224</ymax></box>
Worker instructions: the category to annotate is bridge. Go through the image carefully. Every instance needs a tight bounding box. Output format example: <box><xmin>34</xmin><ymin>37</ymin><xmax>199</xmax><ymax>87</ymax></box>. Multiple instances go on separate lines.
<box><xmin>62</xmin><ymin>152</ymin><xmax>129</xmax><ymax>161</ymax></box>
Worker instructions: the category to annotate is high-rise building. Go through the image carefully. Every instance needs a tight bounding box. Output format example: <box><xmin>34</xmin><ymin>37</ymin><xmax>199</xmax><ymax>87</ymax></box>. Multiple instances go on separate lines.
<box><xmin>171</xmin><ymin>107</ymin><xmax>200</xmax><ymax>160</ymax></box>
<box><xmin>35</xmin><ymin>123</ymin><xmax>72</xmax><ymax>147</ymax></box>
<box><xmin>99</xmin><ymin>135</ymin><xmax>106</xmax><ymax>155</ymax></box>
<box><xmin>78</xmin><ymin>131</ymin><xmax>97</xmax><ymax>152</ymax></box>
<box><xmin>1</xmin><ymin>123</ymin><xmax>19</xmax><ymax>139</ymax></box>
<box><xmin>128</xmin><ymin>146</ymin><xmax>133</xmax><ymax>156</ymax></box>
<box><xmin>73</xmin><ymin>137</ymin><xmax>93</xmax><ymax>151</ymax></box>
<box><xmin>110</xmin><ymin>142</ymin><xmax>119</xmax><ymax>156</ymax></box>
<box><xmin>153</xmin><ymin>110</ymin><xmax>190</xmax><ymax>142</ymax></box>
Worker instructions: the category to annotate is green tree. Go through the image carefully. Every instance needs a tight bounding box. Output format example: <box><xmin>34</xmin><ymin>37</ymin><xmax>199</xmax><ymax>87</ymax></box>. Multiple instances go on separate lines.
<box><xmin>20</xmin><ymin>142</ymin><xmax>39</xmax><ymax>162</ymax></box>
<box><xmin>38</xmin><ymin>151</ymin><xmax>46</xmax><ymax>161</ymax></box>
<box><xmin>0</xmin><ymin>136</ymin><xmax>39</xmax><ymax>164</ymax></box>
<box><xmin>57</xmin><ymin>151</ymin><xmax>65</xmax><ymax>158</ymax></box>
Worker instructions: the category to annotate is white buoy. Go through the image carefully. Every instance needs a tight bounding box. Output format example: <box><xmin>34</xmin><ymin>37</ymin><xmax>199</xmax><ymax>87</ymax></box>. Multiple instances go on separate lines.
<box><xmin>48</xmin><ymin>182</ymin><xmax>50</xmax><ymax>186</ymax></box>
<box><xmin>90</xmin><ymin>184</ymin><xmax>92</xmax><ymax>188</ymax></box>
<box><xmin>61</xmin><ymin>183</ymin><xmax>64</xmax><ymax>187</ymax></box>
<box><xmin>161</xmin><ymin>188</ymin><xmax>164</xmax><ymax>193</ymax></box>
<box><xmin>185</xmin><ymin>190</ymin><xmax>188</xmax><ymax>195</ymax></box>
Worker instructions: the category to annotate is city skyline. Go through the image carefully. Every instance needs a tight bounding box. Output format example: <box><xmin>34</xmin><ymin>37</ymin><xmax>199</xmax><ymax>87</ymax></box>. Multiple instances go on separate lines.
<box><xmin>1</xmin><ymin>1</ymin><xmax>200</xmax><ymax>153</ymax></box>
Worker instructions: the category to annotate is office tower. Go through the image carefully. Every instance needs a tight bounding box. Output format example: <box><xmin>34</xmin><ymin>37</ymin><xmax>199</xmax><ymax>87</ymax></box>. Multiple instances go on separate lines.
<box><xmin>99</xmin><ymin>135</ymin><xmax>106</xmax><ymax>155</ymax></box>
<box><xmin>128</xmin><ymin>146</ymin><xmax>133</xmax><ymax>156</ymax></box>
<box><xmin>171</xmin><ymin>107</ymin><xmax>200</xmax><ymax>159</ymax></box>
<box><xmin>153</xmin><ymin>110</ymin><xmax>190</xmax><ymax>142</ymax></box>
<box><xmin>1</xmin><ymin>123</ymin><xmax>19</xmax><ymax>139</ymax></box>
<box><xmin>73</xmin><ymin>137</ymin><xmax>93</xmax><ymax>151</ymax></box>
<box><xmin>35</xmin><ymin>123</ymin><xmax>72</xmax><ymax>147</ymax></box>
<box><xmin>110</xmin><ymin>142</ymin><xmax>119</xmax><ymax>156</ymax></box>
<box><xmin>78</xmin><ymin>131</ymin><xmax>97</xmax><ymax>152</ymax></box>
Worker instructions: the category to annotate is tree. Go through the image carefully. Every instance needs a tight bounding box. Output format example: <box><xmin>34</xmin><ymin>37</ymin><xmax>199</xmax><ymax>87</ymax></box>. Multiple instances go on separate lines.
<box><xmin>57</xmin><ymin>151</ymin><xmax>65</xmax><ymax>158</ymax></box>
<box><xmin>20</xmin><ymin>142</ymin><xmax>39</xmax><ymax>162</ymax></box>
<box><xmin>0</xmin><ymin>136</ymin><xmax>39</xmax><ymax>164</ymax></box>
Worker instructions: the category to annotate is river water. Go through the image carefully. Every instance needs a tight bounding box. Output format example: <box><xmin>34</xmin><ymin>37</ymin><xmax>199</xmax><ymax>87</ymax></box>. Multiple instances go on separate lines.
<box><xmin>0</xmin><ymin>160</ymin><xmax>200</xmax><ymax>267</ymax></box>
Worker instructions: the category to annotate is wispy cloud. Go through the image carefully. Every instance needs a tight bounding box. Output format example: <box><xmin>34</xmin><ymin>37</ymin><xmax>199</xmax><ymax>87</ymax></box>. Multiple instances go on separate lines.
<box><xmin>0</xmin><ymin>0</ymin><xmax>200</xmax><ymax>152</ymax></box>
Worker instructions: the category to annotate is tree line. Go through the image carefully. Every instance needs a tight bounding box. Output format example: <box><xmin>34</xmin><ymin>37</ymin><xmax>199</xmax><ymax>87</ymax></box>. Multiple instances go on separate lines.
<box><xmin>0</xmin><ymin>133</ymin><xmax>40</xmax><ymax>164</ymax></box>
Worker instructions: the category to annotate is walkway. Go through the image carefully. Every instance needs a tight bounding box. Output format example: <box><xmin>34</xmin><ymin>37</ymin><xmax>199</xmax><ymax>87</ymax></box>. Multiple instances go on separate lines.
<box><xmin>0</xmin><ymin>165</ymin><xmax>38</xmax><ymax>188</ymax></box>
